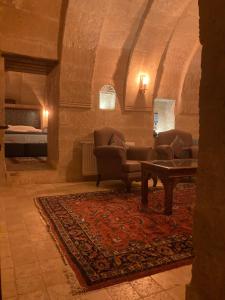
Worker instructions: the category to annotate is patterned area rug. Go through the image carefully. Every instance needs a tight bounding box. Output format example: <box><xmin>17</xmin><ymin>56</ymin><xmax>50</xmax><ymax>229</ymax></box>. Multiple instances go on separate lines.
<box><xmin>36</xmin><ymin>185</ymin><xmax>195</xmax><ymax>290</ymax></box>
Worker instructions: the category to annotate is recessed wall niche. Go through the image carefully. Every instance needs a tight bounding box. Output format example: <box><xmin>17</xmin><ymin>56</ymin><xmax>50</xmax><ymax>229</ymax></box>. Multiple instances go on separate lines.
<box><xmin>99</xmin><ymin>85</ymin><xmax>116</xmax><ymax>110</ymax></box>
<box><xmin>153</xmin><ymin>98</ymin><xmax>175</xmax><ymax>133</ymax></box>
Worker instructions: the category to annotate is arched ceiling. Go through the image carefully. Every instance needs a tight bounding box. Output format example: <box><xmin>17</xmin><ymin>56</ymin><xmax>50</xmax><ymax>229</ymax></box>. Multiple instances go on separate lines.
<box><xmin>155</xmin><ymin>0</ymin><xmax>200</xmax><ymax>105</ymax></box>
<box><xmin>0</xmin><ymin>0</ymin><xmax>200</xmax><ymax>111</ymax></box>
<box><xmin>0</xmin><ymin>0</ymin><xmax>62</xmax><ymax>58</ymax></box>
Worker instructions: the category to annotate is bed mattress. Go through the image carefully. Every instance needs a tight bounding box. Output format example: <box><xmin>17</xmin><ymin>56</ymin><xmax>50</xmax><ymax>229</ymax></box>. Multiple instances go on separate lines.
<box><xmin>5</xmin><ymin>131</ymin><xmax>47</xmax><ymax>144</ymax></box>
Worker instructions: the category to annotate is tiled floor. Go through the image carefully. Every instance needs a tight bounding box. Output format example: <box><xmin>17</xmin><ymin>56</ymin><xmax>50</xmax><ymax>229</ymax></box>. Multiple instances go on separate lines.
<box><xmin>0</xmin><ymin>181</ymin><xmax>192</xmax><ymax>300</ymax></box>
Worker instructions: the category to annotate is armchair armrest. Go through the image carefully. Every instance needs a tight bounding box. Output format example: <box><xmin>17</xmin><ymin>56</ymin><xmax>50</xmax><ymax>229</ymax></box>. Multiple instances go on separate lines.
<box><xmin>155</xmin><ymin>145</ymin><xmax>174</xmax><ymax>160</ymax></box>
<box><xmin>190</xmin><ymin>145</ymin><xmax>198</xmax><ymax>158</ymax></box>
<box><xmin>94</xmin><ymin>145</ymin><xmax>126</xmax><ymax>162</ymax></box>
<box><xmin>127</xmin><ymin>146</ymin><xmax>152</xmax><ymax>161</ymax></box>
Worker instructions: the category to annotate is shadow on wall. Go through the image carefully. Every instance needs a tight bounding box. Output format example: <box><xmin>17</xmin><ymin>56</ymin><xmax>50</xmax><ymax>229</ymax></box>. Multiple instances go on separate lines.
<box><xmin>113</xmin><ymin>0</ymin><xmax>153</xmax><ymax>110</ymax></box>
<box><xmin>21</xmin><ymin>82</ymin><xmax>43</xmax><ymax>106</ymax></box>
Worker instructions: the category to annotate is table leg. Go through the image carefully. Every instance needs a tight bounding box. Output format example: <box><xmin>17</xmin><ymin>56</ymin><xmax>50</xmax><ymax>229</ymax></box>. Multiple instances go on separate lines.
<box><xmin>141</xmin><ymin>169</ymin><xmax>149</xmax><ymax>212</ymax></box>
<box><xmin>161</xmin><ymin>177</ymin><xmax>174</xmax><ymax>215</ymax></box>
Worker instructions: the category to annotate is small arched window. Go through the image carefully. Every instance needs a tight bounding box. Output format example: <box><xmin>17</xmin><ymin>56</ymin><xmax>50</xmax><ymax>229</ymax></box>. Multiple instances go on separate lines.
<box><xmin>99</xmin><ymin>85</ymin><xmax>116</xmax><ymax>110</ymax></box>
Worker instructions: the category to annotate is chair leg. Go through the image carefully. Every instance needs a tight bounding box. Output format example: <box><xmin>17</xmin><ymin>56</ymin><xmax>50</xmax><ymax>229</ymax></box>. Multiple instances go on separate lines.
<box><xmin>152</xmin><ymin>176</ymin><xmax>158</xmax><ymax>187</ymax></box>
<box><xmin>96</xmin><ymin>174</ymin><xmax>101</xmax><ymax>187</ymax></box>
<box><xmin>125</xmin><ymin>181</ymin><xmax>131</xmax><ymax>192</ymax></box>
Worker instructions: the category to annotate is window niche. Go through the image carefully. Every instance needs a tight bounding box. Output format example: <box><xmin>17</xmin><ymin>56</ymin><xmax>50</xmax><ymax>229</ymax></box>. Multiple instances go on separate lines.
<box><xmin>99</xmin><ymin>85</ymin><xmax>116</xmax><ymax>110</ymax></box>
<box><xmin>153</xmin><ymin>98</ymin><xmax>175</xmax><ymax>134</ymax></box>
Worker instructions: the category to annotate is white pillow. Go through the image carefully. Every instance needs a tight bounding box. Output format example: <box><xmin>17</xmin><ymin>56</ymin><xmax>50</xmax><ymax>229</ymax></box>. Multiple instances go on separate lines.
<box><xmin>8</xmin><ymin>125</ymin><xmax>42</xmax><ymax>133</ymax></box>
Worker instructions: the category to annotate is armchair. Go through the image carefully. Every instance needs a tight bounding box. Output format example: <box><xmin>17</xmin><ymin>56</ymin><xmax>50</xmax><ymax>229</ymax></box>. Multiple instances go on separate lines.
<box><xmin>154</xmin><ymin>129</ymin><xmax>198</xmax><ymax>160</ymax></box>
<box><xmin>93</xmin><ymin>127</ymin><xmax>156</xmax><ymax>191</ymax></box>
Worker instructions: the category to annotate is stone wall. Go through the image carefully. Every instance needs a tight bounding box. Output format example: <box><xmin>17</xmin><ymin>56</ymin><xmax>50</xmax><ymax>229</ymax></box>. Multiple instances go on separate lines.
<box><xmin>0</xmin><ymin>0</ymin><xmax>201</xmax><ymax>182</ymax></box>
<box><xmin>0</xmin><ymin>0</ymin><xmax>62</xmax><ymax>58</ymax></box>
<box><xmin>5</xmin><ymin>71</ymin><xmax>47</xmax><ymax>107</ymax></box>
<box><xmin>0</xmin><ymin>56</ymin><xmax>7</xmax><ymax>185</ymax></box>
<box><xmin>186</xmin><ymin>0</ymin><xmax>225</xmax><ymax>298</ymax></box>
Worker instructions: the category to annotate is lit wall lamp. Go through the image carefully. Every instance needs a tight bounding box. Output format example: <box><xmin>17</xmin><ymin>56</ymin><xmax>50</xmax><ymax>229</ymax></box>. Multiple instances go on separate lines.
<box><xmin>43</xmin><ymin>108</ymin><xmax>49</xmax><ymax>118</ymax></box>
<box><xmin>139</xmin><ymin>74</ymin><xmax>149</xmax><ymax>93</ymax></box>
<box><xmin>42</xmin><ymin>107</ymin><xmax>49</xmax><ymax>129</ymax></box>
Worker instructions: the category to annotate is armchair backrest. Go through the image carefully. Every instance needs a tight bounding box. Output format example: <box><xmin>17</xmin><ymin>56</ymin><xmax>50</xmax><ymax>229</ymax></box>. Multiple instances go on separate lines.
<box><xmin>94</xmin><ymin>127</ymin><xmax>125</xmax><ymax>147</ymax></box>
<box><xmin>155</xmin><ymin>129</ymin><xmax>193</xmax><ymax>147</ymax></box>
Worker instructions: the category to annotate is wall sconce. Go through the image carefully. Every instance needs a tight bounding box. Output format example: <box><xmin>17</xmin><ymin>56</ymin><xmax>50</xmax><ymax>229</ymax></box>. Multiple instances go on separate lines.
<box><xmin>139</xmin><ymin>74</ymin><xmax>149</xmax><ymax>93</ymax></box>
<box><xmin>43</xmin><ymin>108</ymin><xmax>49</xmax><ymax>118</ymax></box>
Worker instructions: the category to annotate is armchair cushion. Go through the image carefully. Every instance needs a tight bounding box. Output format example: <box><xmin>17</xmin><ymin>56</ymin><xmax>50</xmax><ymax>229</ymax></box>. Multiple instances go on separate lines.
<box><xmin>170</xmin><ymin>135</ymin><xmax>185</xmax><ymax>158</ymax></box>
<box><xmin>109</xmin><ymin>133</ymin><xmax>128</xmax><ymax>149</ymax></box>
<box><xmin>127</xmin><ymin>146</ymin><xmax>152</xmax><ymax>161</ymax></box>
<box><xmin>155</xmin><ymin>145</ymin><xmax>174</xmax><ymax>160</ymax></box>
<box><xmin>122</xmin><ymin>160</ymin><xmax>141</xmax><ymax>172</ymax></box>
<box><xmin>94</xmin><ymin>145</ymin><xmax>126</xmax><ymax>161</ymax></box>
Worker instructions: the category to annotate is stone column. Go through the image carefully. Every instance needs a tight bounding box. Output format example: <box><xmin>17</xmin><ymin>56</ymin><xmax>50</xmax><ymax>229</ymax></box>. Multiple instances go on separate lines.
<box><xmin>0</xmin><ymin>56</ymin><xmax>7</xmax><ymax>185</ymax></box>
<box><xmin>186</xmin><ymin>1</ymin><xmax>225</xmax><ymax>299</ymax></box>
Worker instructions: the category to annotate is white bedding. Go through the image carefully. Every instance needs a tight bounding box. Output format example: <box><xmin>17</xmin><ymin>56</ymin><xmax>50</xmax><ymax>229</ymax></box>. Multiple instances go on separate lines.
<box><xmin>7</xmin><ymin>125</ymin><xmax>42</xmax><ymax>133</ymax></box>
<box><xmin>5</xmin><ymin>133</ymin><xmax>47</xmax><ymax>144</ymax></box>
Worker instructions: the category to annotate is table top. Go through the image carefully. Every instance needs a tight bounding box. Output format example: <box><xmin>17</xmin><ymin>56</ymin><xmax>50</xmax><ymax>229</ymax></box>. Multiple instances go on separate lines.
<box><xmin>142</xmin><ymin>159</ymin><xmax>198</xmax><ymax>170</ymax></box>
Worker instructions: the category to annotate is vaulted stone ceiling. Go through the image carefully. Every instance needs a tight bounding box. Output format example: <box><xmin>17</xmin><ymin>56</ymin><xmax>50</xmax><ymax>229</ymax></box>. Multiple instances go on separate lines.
<box><xmin>0</xmin><ymin>0</ymin><xmax>200</xmax><ymax>113</ymax></box>
<box><xmin>0</xmin><ymin>0</ymin><xmax>62</xmax><ymax>58</ymax></box>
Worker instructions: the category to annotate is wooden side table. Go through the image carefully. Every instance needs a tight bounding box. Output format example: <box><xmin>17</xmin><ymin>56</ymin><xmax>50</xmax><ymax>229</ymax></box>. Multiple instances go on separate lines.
<box><xmin>141</xmin><ymin>159</ymin><xmax>197</xmax><ymax>215</ymax></box>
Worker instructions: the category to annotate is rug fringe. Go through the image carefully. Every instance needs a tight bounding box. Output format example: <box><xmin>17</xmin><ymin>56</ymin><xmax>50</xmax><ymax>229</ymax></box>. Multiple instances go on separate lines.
<box><xmin>34</xmin><ymin>197</ymin><xmax>87</xmax><ymax>295</ymax></box>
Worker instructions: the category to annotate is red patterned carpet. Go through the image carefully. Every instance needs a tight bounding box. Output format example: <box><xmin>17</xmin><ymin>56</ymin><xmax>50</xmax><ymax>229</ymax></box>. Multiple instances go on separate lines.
<box><xmin>36</xmin><ymin>185</ymin><xmax>195</xmax><ymax>290</ymax></box>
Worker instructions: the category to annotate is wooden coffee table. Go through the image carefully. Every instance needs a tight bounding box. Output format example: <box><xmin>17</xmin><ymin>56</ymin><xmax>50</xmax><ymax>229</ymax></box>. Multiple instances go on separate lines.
<box><xmin>141</xmin><ymin>159</ymin><xmax>197</xmax><ymax>215</ymax></box>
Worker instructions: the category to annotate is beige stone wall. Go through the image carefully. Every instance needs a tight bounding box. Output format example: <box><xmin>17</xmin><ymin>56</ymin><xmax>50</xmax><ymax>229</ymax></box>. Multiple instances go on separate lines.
<box><xmin>0</xmin><ymin>56</ymin><xmax>7</xmax><ymax>185</ymax></box>
<box><xmin>176</xmin><ymin>48</ymin><xmax>201</xmax><ymax>139</ymax></box>
<box><xmin>0</xmin><ymin>0</ymin><xmax>62</xmax><ymax>58</ymax></box>
<box><xmin>0</xmin><ymin>0</ymin><xmax>201</xmax><ymax>182</ymax></box>
<box><xmin>46</xmin><ymin>67</ymin><xmax>59</xmax><ymax>169</ymax></box>
<box><xmin>186</xmin><ymin>0</ymin><xmax>225</xmax><ymax>298</ymax></box>
<box><xmin>5</xmin><ymin>71</ymin><xmax>47</xmax><ymax>106</ymax></box>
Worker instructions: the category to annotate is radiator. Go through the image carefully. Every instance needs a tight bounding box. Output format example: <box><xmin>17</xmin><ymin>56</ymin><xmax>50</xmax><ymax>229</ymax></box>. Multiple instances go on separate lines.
<box><xmin>81</xmin><ymin>141</ymin><xmax>97</xmax><ymax>176</ymax></box>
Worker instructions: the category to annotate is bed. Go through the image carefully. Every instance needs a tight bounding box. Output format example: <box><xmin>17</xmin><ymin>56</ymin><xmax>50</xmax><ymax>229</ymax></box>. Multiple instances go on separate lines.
<box><xmin>4</xmin><ymin>107</ymin><xmax>48</xmax><ymax>157</ymax></box>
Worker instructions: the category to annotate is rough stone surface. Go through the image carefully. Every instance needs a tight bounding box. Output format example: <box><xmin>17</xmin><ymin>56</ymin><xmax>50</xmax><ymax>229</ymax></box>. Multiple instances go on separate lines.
<box><xmin>5</xmin><ymin>71</ymin><xmax>47</xmax><ymax>106</ymax></box>
<box><xmin>0</xmin><ymin>0</ymin><xmax>62</xmax><ymax>58</ymax></box>
<box><xmin>186</xmin><ymin>0</ymin><xmax>225</xmax><ymax>299</ymax></box>
<box><xmin>0</xmin><ymin>56</ymin><xmax>7</xmax><ymax>185</ymax></box>
<box><xmin>0</xmin><ymin>0</ymin><xmax>200</xmax><ymax>181</ymax></box>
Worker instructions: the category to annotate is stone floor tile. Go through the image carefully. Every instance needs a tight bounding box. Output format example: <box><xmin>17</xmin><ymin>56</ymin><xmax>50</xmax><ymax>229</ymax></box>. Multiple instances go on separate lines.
<box><xmin>16</xmin><ymin>274</ymin><xmax>45</xmax><ymax>295</ymax></box>
<box><xmin>143</xmin><ymin>290</ymin><xmax>175</xmax><ymax>300</ymax></box>
<box><xmin>106</xmin><ymin>282</ymin><xmax>140</xmax><ymax>300</ymax></box>
<box><xmin>8</xmin><ymin>230</ymin><xmax>31</xmax><ymax>246</ymax></box>
<box><xmin>42</xmin><ymin>270</ymin><xmax>68</xmax><ymax>287</ymax></box>
<box><xmin>39</xmin><ymin>257</ymin><xmax>65</xmax><ymax>273</ymax></box>
<box><xmin>11</xmin><ymin>245</ymin><xmax>37</xmax><ymax>267</ymax></box>
<box><xmin>1</xmin><ymin>279</ymin><xmax>17</xmax><ymax>299</ymax></box>
<box><xmin>151</xmin><ymin>266</ymin><xmax>191</xmax><ymax>290</ymax></box>
<box><xmin>1</xmin><ymin>267</ymin><xmax>15</xmax><ymax>283</ymax></box>
<box><xmin>1</xmin><ymin>242</ymin><xmax>12</xmax><ymax>258</ymax></box>
<box><xmin>168</xmin><ymin>265</ymin><xmax>192</xmax><ymax>285</ymax></box>
<box><xmin>28</xmin><ymin>230</ymin><xmax>51</xmax><ymax>243</ymax></box>
<box><xmin>33</xmin><ymin>240</ymin><xmax>60</xmax><ymax>261</ymax></box>
<box><xmin>1</xmin><ymin>256</ymin><xmax>14</xmax><ymax>269</ymax></box>
<box><xmin>7</xmin><ymin>222</ymin><xmax>27</xmax><ymax>233</ymax></box>
<box><xmin>79</xmin><ymin>289</ymin><xmax>112</xmax><ymax>300</ymax></box>
<box><xmin>167</xmin><ymin>285</ymin><xmax>186</xmax><ymax>300</ymax></box>
<box><xmin>14</xmin><ymin>262</ymin><xmax>41</xmax><ymax>279</ymax></box>
<box><xmin>18</xmin><ymin>289</ymin><xmax>50</xmax><ymax>300</ymax></box>
<box><xmin>130</xmin><ymin>276</ymin><xmax>163</xmax><ymax>298</ymax></box>
<box><xmin>47</xmin><ymin>283</ymin><xmax>75</xmax><ymax>300</ymax></box>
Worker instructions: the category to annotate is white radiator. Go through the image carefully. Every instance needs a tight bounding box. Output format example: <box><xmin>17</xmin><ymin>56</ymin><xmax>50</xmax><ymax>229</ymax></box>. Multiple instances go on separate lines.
<box><xmin>81</xmin><ymin>141</ymin><xmax>97</xmax><ymax>176</ymax></box>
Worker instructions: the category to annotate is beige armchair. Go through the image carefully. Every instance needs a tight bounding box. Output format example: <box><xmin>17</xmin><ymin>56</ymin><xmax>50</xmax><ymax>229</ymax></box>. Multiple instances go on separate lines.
<box><xmin>154</xmin><ymin>129</ymin><xmax>198</xmax><ymax>160</ymax></box>
<box><xmin>93</xmin><ymin>127</ymin><xmax>156</xmax><ymax>191</ymax></box>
